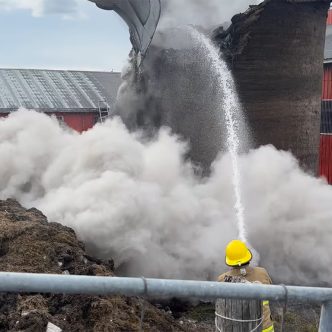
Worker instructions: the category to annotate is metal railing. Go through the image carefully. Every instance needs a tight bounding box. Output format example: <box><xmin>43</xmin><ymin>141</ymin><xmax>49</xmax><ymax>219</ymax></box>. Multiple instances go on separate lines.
<box><xmin>0</xmin><ymin>272</ymin><xmax>331</xmax><ymax>331</ymax></box>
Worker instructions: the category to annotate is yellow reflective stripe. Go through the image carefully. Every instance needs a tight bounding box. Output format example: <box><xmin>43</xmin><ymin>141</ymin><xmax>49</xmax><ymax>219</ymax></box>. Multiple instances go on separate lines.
<box><xmin>263</xmin><ymin>300</ymin><xmax>269</xmax><ymax>306</ymax></box>
<box><xmin>262</xmin><ymin>325</ymin><xmax>274</xmax><ymax>332</ymax></box>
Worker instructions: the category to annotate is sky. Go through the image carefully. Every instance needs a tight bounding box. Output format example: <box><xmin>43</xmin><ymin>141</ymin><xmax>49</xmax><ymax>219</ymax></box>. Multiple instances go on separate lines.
<box><xmin>0</xmin><ymin>0</ymin><xmax>261</xmax><ymax>73</ymax></box>
<box><xmin>0</xmin><ymin>0</ymin><xmax>131</xmax><ymax>72</ymax></box>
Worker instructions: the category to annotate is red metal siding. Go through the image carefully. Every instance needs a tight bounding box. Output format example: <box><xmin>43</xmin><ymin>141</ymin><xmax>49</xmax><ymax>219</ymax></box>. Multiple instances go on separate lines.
<box><xmin>322</xmin><ymin>65</ymin><xmax>332</xmax><ymax>99</ymax></box>
<box><xmin>0</xmin><ymin>112</ymin><xmax>97</xmax><ymax>132</ymax></box>
<box><xmin>328</xmin><ymin>10</ymin><xmax>332</xmax><ymax>25</ymax></box>
<box><xmin>319</xmin><ymin>135</ymin><xmax>332</xmax><ymax>184</ymax></box>
<box><xmin>320</xmin><ymin>11</ymin><xmax>332</xmax><ymax>182</ymax></box>
<box><xmin>53</xmin><ymin>113</ymin><xmax>97</xmax><ymax>133</ymax></box>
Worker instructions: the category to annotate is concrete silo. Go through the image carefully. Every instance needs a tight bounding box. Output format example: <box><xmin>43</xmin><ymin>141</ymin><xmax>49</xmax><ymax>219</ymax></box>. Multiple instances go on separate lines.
<box><xmin>213</xmin><ymin>0</ymin><xmax>330</xmax><ymax>174</ymax></box>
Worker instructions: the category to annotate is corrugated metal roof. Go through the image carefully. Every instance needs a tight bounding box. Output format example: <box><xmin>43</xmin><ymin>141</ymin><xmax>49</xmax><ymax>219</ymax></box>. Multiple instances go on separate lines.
<box><xmin>0</xmin><ymin>68</ymin><xmax>121</xmax><ymax>113</ymax></box>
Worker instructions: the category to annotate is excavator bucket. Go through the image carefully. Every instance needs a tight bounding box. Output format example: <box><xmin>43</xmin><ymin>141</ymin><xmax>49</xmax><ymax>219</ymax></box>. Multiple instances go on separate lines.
<box><xmin>89</xmin><ymin>0</ymin><xmax>161</xmax><ymax>56</ymax></box>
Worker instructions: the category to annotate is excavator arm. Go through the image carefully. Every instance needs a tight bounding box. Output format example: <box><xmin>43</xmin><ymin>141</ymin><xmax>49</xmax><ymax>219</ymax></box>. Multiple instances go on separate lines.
<box><xmin>88</xmin><ymin>0</ymin><xmax>161</xmax><ymax>57</ymax></box>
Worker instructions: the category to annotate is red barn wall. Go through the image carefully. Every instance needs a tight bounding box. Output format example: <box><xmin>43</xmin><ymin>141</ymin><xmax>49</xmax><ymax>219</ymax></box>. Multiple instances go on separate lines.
<box><xmin>322</xmin><ymin>65</ymin><xmax>332</xmax><ymax>99</ymax></box>
<box><xmin>328</xmin><ymin>9</ymin><xmax>332</xmax><ymax>25</ymax></box>
<box><xmin>320</xmin><ymin>64</ymin><xmax>332</xmax><ymax>183</ymax></box>
<box><xmin>51</xmin><ymin>113</ymin><xmax>97</xmax><ymax>133</ymax></box>
<box><xmin>319</xmin><ymin>10</ymin><xmax>332</xmax><ymax>184</ymax></box>
<box><xmin>0</xmin><ymin>112</ymin><xmax>97</xmax><ymax>133</ymax></box>
<box><xmin>319</xmin><ymin>135</ymin><xmax>332</xmax><ymax>183</ymax></box>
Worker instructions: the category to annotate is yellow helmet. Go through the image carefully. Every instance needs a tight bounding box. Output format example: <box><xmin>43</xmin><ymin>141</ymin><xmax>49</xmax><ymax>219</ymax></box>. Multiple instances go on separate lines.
<box><xmin>225</xmin><ymin>240</ymin><xmax>252</xmax><ymax>267</ymax></box>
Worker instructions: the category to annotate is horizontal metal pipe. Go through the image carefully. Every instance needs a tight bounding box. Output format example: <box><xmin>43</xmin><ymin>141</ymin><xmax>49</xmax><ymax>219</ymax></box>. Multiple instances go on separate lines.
<box><xmin>0</xmin><ymin>272</ymin><xmax>331</xmax><ymax>303</ymax></box>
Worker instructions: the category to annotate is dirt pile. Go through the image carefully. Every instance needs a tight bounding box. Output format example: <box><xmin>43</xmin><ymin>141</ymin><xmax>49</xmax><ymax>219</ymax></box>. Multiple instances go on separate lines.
<box><xmin>0</xmin><ymin>199</ymin><xmax>114</xmax><ymax>276</ymax></box>
<box><xmin>0</xmin><ymin>199</ymin><xmax>210</xmax><ymax>332</ymax></box>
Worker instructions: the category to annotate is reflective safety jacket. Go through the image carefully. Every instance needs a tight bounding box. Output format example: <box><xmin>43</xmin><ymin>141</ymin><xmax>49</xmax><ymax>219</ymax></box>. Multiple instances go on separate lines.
<box><xmin>218</xmin><ymin>266</ymin><xmax>274</xmax><ymax>332</ymax></box>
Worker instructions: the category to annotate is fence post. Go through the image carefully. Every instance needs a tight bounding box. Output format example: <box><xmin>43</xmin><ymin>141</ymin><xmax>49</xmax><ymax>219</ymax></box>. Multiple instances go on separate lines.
<box><xmin>319</xmin><ymin>301</ymin><xmax>332</xmax><ymax>332</ymax></box>
<box><xmin>215</xmin><ymin>298</ymin><xmax>262</xmax><ymax>332</ymax></box>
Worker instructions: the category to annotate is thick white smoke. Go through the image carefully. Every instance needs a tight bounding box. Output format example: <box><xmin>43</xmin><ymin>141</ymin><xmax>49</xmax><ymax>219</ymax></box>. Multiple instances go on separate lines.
<box><xmin>0</xmin><ymin>0</ymin><xmax>79</xmax><ymax>17</ymax></box>
<box><xmin>160</xmin><ymin>0</ymin><xmax>263</xmax><ymax>30</ymax></box>
<box><xmin>0</xmin><ymin>109</ymin><xmax>331</xmax><ymax>286</ymax></box>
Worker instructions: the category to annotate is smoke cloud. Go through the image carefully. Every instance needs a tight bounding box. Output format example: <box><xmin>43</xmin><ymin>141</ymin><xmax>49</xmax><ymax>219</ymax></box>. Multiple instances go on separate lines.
<box><xmin>0</xmin><ymin>0</ymin><xmax>79</xmax><ymax>17</ymax></box>
<box><xmin>0</xmin><ymin>109</ymin><xmax>331</xmax><ymax>286</ymax></box>
<box><xmin>160</xmin><ymin>0</ymin><xmax>263</xmax><ymax>30</ymax></box>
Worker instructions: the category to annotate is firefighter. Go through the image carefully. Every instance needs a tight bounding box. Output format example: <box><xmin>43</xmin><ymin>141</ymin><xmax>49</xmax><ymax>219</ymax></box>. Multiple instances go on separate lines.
<box><xmin>218</xmin><ymin>240</ymin><xmax>274</xmax><ymax>332</ymax></box>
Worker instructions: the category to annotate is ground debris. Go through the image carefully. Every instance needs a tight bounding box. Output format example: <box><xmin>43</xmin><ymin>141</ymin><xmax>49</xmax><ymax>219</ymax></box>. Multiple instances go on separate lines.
<box><xmin>46</xmin><ymin>322</ymin><xmax>62</xmax><ymax>332</ymax></box>
<box><xmin>0</xmin><ymin>199</ymin><xmax>317</xmax><ymax>331</ymax></box>
<box><xmin>0</xmin><ymin>199</ymin><xmax>205</xmax><ymax>331</ymax></box>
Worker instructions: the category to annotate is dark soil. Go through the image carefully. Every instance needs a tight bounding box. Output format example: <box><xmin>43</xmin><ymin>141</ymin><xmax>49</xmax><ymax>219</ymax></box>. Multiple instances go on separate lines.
<box><xmin>0</xmin><ymin>199</ymin><xmax>210</xmax><ymax>332</ymax></box>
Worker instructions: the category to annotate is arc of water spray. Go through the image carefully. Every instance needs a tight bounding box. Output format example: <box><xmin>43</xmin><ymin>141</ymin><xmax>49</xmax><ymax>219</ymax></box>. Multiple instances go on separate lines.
<box><xmin>189</xmin><ymin>27</ymin><xmax>247</xmax><ymax>242</ymax></box>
